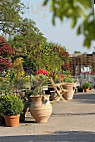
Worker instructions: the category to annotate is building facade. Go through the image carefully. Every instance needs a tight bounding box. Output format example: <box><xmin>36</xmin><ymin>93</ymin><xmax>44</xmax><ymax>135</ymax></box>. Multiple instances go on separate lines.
<box><xmin>69</xmin><ymin>52</ymin><xmax>95</xmax><ymax>83</ymax></box>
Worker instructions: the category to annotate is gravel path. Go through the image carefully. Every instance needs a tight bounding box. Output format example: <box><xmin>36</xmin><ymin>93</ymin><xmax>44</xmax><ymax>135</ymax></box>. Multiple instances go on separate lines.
<box><xmin>0</xmin><ymin>89</ymin><xmax>95</xmax><ymax>142</ymax></box>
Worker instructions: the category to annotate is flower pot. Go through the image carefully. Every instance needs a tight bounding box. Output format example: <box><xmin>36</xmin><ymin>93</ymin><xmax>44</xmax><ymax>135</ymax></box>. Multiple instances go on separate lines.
<box><xmin>29</xmin><ymin>95</ymin><xmax>52</xmax><ymax>123</ymax></box>
<box><xmin>62</xmin><ymin>83</ymin><xmax>76</xmax><ymax>100</ymax></box>
<box><xmin>4</xmin><ymin>114</ymin><xmax>20</xmax><ymax>127</ymax></box>
<box><xmin>84</xmin><ymin>88</ymin><xmax>89</xmax><ymax>92</ymax></box>
<box><xmin>78</xmin><ymin>87</ymin><xmax>83</xmax><ymax>92</ymax></box>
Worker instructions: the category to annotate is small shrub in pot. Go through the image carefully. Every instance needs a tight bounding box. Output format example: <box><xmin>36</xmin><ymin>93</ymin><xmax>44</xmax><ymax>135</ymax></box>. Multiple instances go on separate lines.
<box><xmin>0</xmin><ymin>95</ymin><xmax>24</xmax><ymax>127</ymax></box>
<box><xmin>82</xmin><ymin>83</ymin><xmax>91</xmax><ymax>92</ymax></box>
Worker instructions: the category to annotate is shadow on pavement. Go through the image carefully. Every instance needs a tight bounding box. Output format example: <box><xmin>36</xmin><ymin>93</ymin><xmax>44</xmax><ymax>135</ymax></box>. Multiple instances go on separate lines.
<box><xmin>52</xmin><ymin>112</ymin><xmax>95</xmax><ymax>117</ymax></box>
<box><xmin>73</xmin><ymin>93</ymin><xmax>95</xmax><ymax>104</ymax></box>
<box><xmin>0</xmin><ymin>131</ymin><xmax>95</xmax><ymax>142</ymax></box>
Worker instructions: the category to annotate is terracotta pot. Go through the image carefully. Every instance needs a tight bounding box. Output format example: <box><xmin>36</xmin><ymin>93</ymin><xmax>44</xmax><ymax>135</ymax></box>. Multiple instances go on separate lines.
<box><xmin>62</xmin><ymin>83</ymin><xmax>76</xmax><ymax>100</ymax></box>
<box><xmin>4</xmin><ymin>114</ymin><xmax>20</xmax><ymax>127</ymax></box>
<box><xmin>84</xmin><ymin>88</ymin><xmax>89</xmax><ymax>92</ymax></box>
<box><xmin>29</xmin><ymin>95</ymin><xmax>52</xmax><ymax>123</ymax></box>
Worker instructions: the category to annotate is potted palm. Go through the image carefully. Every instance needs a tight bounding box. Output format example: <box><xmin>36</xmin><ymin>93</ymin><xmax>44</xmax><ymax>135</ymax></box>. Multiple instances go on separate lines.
<box><xmin>82</xmin><ymin>82</ymin><xmax>91</xmax><ymax>92</ymax></box>
<box><xmin>0</xmin><ymin>95</ymin><xmax>24</xmax><ymax>127</ymax></box>
<box><xmin>62</xmin><ymin>75</ymin><xmax>76</xmax><ymax>100</ymax></box>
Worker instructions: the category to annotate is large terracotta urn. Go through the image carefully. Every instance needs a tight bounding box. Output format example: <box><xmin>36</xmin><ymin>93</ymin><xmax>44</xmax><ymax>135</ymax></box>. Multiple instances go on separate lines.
<box><xmin>29</xmin><ymin>95</ymin><xmax>52</xmax><ymax>123</ymax></box>
<box><xmin>63</xmin><ymin>83</ymin><xmax>76</xmax><ymax>100</ymax></box>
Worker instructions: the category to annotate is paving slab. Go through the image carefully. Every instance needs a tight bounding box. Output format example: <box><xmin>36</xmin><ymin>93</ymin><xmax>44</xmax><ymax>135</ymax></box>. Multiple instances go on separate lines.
<box><xmin>0</xmin><ymin>89</ymin><xmax>95</xmax><ymax>142</ymax></box>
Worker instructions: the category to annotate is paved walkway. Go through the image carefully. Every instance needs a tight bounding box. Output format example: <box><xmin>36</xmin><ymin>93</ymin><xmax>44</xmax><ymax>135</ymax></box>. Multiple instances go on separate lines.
<box><xmin>0</xmin><ymin>89</ymin><xmax>95</xmax><ymax>142</ymax></box>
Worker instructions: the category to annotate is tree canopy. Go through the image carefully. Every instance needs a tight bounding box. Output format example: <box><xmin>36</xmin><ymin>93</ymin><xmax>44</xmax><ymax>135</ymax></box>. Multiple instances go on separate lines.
<box><xmin>0</xmin><ymin>0</ymin><xmax>71</xmax><ymax>75</ymax></box>
<box><xmin>43</xmin><ymin>0</ymin><xmax>95</xmax><ymax>48</ymax></box>
<box><xmin>0</xmin><ymin>0</ymin><xmax>24</xmax><ymax>36</ymax></box>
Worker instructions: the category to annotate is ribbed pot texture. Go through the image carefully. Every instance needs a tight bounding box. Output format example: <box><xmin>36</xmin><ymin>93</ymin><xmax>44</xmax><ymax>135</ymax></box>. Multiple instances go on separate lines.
<box><xmin>4</xmin><ymin>114</ymin><xmax>20</xmax><ymax>127</ymax></box>
<box><xmin>63</xmin><ymin>83</ymin><xmax>76</xmax><ymax>100</ymax></box>
<box><xmin>29</xmin><ymin>95</ymin><xmax>52</xmax><ymax>123</ymax></box>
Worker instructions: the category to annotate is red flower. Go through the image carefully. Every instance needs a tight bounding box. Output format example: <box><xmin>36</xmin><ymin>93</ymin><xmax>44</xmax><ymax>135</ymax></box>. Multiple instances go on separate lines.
<box><xmin>35</xmin><ymin>71</ymin><xmax>38</xmax><ymax>74</ymax></box>
<box><xmin>35</xmin><ymin>69</ymin><xmax>48</xmax><ymax>76</ymax></box>
<box><xmin>91</xmin><ymin>72</ymin><xmax>95</xmax><ymax>75</ymax></box>
<box><xmin>38</xmin><ymin>69</ymin><xmax>44</xmax><ymax>74</ymax></box>
<box><xmin>79</xmin><ymin>72</ymin><xmax>81</xmax><ymax>75</ymax></box>
<box><xmin>43</xmin><ymin>71</ymin><xmax>48</xmax><ymax>76</ymax></box>
<box><xmin>85</xmin><ymin>72</ymin><xmax>89</xmax><ymax>74</ymax></box>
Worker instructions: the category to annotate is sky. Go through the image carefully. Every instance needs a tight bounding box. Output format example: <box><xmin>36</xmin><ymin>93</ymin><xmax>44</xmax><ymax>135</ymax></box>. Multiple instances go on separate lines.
<box><xmin>21</xmin><ymin>0</ymin><xmax>94</xmax><ymax>54</ymax></box>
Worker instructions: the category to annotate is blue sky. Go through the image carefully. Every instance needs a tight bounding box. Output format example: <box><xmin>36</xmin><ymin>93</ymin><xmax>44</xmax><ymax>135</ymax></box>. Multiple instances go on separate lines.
<box><xmin>21</xmin><ymin>0</ymin><xmax>94</xmax><ymax>53</ymax></box>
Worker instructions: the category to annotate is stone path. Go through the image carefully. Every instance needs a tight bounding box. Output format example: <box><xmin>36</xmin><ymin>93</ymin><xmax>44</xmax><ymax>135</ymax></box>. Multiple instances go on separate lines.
<box><xmin>0</xmin><ymin>89</ymin><xmax>95</xmax><ymax>142</ymax></box>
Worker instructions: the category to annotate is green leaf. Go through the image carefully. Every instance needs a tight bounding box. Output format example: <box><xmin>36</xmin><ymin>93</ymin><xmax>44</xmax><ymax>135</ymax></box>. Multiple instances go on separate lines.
<box><xmin>71</xmin><ymin>18</ymin><xmax>77</xmax><ymax>28</ymax></box>
<box><xmin>77</xmin><ymin>25</ymin><xmax>81</xmax><ymax>35</ymax></box>
<box><xmin>43</xmin><ymin>0</ymin><xmax>49</xmax><ymax>5</ymax></box>
<box><xmin>83</xmin><ymin>39</ymin><xmax>90</xmax><ymax>48</ymax></box>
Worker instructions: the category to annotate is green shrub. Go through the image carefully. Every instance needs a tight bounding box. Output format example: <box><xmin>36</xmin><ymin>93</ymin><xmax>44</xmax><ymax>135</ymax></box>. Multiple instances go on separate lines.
<box><xmin>82</xmin><ymin>83</ymin><xmax>91</xmax><ymax>89</ymax></box>
<box><xmin>26</xmin><ymin>90</ymin><xmax>37</xmax><ymax>98</ymax></box>
<box><xmin>0</xmin><ymin>95</ymin><xmax>24</xmax><ymax>116</ymax></box>
<box><xmin>64</xmin><ymin>76</ymin><xmax>75</xmax><ymax>83</ymax></box>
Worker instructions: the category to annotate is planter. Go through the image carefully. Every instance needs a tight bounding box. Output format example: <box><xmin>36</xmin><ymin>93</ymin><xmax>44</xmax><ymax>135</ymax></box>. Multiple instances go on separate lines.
<box><xmin>62</xmin><ymin>83</ymin><xmax>76</xmax><ymax>100</ymax></box>
<box><xmin>29</xmin><ymin>95</ymin><xmax>52</xmax><ymax>123</ymax></box>
<box><xmin>78</xmin><ymin>87</ymin><xmax>83</xmax><ymax>92</ymax></box>
<box><xmin>84</xmin><ymin>88</ymin><xmax>89</xmax><ymax>92</ymax></box>
<box><xmin>4</xmin><ymin>114</ymin><xmax>20</xmax><ymax>127</ymax></box>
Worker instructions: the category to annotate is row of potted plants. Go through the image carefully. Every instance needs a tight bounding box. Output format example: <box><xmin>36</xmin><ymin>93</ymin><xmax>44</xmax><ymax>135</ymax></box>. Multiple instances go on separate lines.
<box><xmin>78</xmin><ymin>82</ymin><xmax>91</xmax><ymax>92</ymax></box>
<box><xmin>0</xmin><ymin>68</ymin><xmax>77</xmax><ymax>127</ymax></box>
<box><xmin>53</xmin><ymin>70</ymin><xmax>76</xmax><ymax>100</ymax></box>
<box><xmin>0</xmin><ymin>69</ymin><xmax>52</xmax><ymax>126</ymax></box>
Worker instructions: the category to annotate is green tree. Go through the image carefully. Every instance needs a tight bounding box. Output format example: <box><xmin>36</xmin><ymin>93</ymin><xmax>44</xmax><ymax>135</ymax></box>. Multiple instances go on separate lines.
<box><xmin>0</xmin><ymin>0</ymin><xmax>25</xmax><ymax>36</ymax></box>
<box><xmin>43</xmin><ymin>0</ymin><xmax>95</xmax><ymax>48</ymax></box>
<box><xmin>39</xmin><ymin>42</ymin><xmax>70</xmax><ymax>73</ymax></box>
<box><xmin>8</xmin><ymin>18</ymin><xmax>46</xmax><ymax>73</ymax></box>
<box><xmin>74</xmin><ymin>51</ymin><xmax>81</xmax><ymax>54</ymax></box>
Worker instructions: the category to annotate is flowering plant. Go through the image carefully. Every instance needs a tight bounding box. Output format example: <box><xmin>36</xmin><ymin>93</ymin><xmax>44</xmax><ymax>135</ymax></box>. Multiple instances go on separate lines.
<box><xmin>91</xmin><ymin>72</ymin><xmax>95</xmax><ymax>75</ymax></box>
<box><xmin>35</xmin><ymin>69</ymin><xmax>48</xmax><ymax>76</ymax></box>
<box><xmin>0</xmin><ymin>69</ymin><xmax>30</xmax><ymax>95</ymax></box>
<box><xmin>84</xmin><ymin>72</ymin><xmax>89</xmax><ymax>74</ymax></box>
<box><xmin>26</xmin><ymin>71</ymin><xmax>49</xmax><ymax>97</ymax></box>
